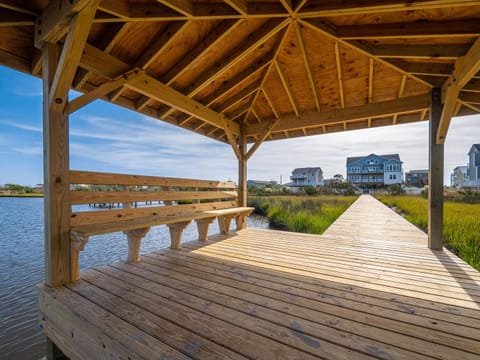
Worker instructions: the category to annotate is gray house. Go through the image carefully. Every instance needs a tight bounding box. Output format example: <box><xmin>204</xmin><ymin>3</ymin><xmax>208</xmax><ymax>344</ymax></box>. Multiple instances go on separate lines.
<box><xmin>467</xmin><ymin>144</ymin><xmax>480</xmax><ymax>187</ymax></box>
<box><xmin>451</xmin><ymin>165</ymin><xmax>468</xmax><ymax>188</ymax></box>
<box><xmin>346</xmin><ymin>154</ymin><xmax>403</xmax><ymax>187</ymax></box>
<box><xmin>290</xmin><ymin>167</ymin><xmax>324</xmax><ymax>188</ymax></box>
<box><xmin>405</xmin><ymin>169</ymin><xmax>429</xmax><ymax>187</ymax></box>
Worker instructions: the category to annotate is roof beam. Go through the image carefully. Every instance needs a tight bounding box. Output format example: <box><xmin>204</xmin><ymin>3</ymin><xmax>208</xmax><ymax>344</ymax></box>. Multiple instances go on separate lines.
<box><xmin>437</xmin><ymin>38</ymin><xmax>480</xmax><ymax>143</ymax></box>
<box><xmin>158</xmin><ymin>18</ymin><xmax>288</xmax><ymax>119</ymax></box>
<box><xmin>368</xmin><ymin>44</ymin><xmax>471</xmax><ymax>59</ymax></box>
<box><xmin>302</xmin><ymin>18</ymin><xmax>434</xmax><ymax>87</ymax></box>
<box><xmin>69</xmin><ymin>69</ymin><xmax>142</xmax><ymax>114</ymax></box>
<box><xmin>156</xmin><ymin>0</ymin><xmax>194</xmax><ymax>17</ymax></box>
<box><xmin>34</xmin><ymin>0</ymin><xmax>97</xmax><ymax>48</ymax></box>
<box><xmin>161</xmin><ymin>19</ymin><xmax>241</xmax><ymax>85</ymax></box>
<box><xmin>336</xmin><ymin>20</ymin><xmax>480</xmax><ymax>40</ymax></box>
<box><xmin>246</xmin><ymin>93</ymin><xmax>431</xmax><ymax>136</ymax></box>
<box><xmin>224</xmin><ymin>0</ymin><xmax>248</xmax><ymax>15</ymax></box>
<box><xmin>274</xmin><ymin>59</ymin><xmax>299</xmax><ymax>116</ymax></box>
<box><xmin>48</xmin><ymin>3</ymin><xmax>98</xmax><ymax>111</ymax></box>
<box><xmin>334</xmin><ymin>41</ymin><xmax>345</xmax><ymax>108</ymax></box>
<box><xmin>262</xmin><ymin>88</ymin><xmax>280</xmax><ymax>119</ymax></box>
<box><xmin>0</xmin><ymin>1</ymin><xmax>39</xmax><ymax>15</ymax></box>
<box><xmin>245</xmin><ymin>117</ymin><xmax>280</xmax><ymax>160</ymax></box>
<box><xmin>294</xmin><ymin>20</ymin><xmax>320</xmax><ymax>111</ymax></box>
<box><xmin>388</xmin><ymin>60</ymin><xmax>454</xmax><ymax>77</ymax></box>
<box><xmin>126</xmin><ymin>74</ymin><xmax>240</xmax><ymax>134</ymax></box>
<box><xmin>297</xmin><ymin>0</ymin><xmax>480</xmax><ymax>18</ymax></box>
<box><xmin>0</xmin><ymin>8</ymin><xmax>34</xmax><ymax>26</ymax></box>
<box><xmin>216</xmin><ymin>79</ymin><xmax>262</xmax><ymax>113</ymax></box>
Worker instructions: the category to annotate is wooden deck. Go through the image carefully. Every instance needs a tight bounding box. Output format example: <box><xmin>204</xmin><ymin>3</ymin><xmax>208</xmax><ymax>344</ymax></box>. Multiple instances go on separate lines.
<box><xmin>38</xmin><ymin>195</ymin><xmax>480</xmax><ymax>360</ymax></box>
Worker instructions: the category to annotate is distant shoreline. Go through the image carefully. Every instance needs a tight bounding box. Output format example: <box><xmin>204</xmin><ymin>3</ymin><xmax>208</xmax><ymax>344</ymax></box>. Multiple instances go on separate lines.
<box><xmin>0</xmin><ymin>194</ymin><xmax>43</xmax><ymax>198</ymax></box>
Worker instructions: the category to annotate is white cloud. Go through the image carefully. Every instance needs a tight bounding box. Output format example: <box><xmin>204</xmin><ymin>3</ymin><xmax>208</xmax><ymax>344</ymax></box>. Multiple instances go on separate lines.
<box><xmin>11</xmin><ymin>146</ymin><xmax>43</xmax><ymax>155</ymax></box>
<box><xmin>0</xmin><ymin>121</ymin><xmax>42</xmax><ymax>132</ymax></box>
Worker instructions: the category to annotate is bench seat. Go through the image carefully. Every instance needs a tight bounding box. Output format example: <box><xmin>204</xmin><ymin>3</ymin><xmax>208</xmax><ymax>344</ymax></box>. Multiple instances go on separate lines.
<box><xmin>205</xmin><ymin>206</ymin><xmax>254</xmax><ymax>234</ymax></box>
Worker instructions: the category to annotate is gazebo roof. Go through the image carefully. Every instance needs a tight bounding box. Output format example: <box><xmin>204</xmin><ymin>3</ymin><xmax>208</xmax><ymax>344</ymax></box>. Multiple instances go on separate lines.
<box><xmin>1</xmin><ymin>0</ymin><xmax>479</xmax><ymax>147</ymax></box>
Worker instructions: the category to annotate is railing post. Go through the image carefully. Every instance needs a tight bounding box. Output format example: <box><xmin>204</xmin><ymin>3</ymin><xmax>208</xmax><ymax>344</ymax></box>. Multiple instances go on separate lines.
<box><xmin>428</xmin><ymin>88</ymin><xmax>444</xmax><ymax>250</ymax></box>
<box><xmin>238</xmin><ymin>122</ymin><xmax>247</xmax><ymax>207</ymax></box>
<box><xmin>42</xmin><ymin>44</ymin><xmax>72</xmax><ymax>286</ymax></box>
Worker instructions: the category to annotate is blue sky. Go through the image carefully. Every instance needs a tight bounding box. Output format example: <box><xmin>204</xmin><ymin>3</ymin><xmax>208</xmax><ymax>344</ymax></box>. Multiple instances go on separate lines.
<box><xmin>0</xmin><ymin>65</ymin><xmax>479</xmax><ymax>186</ymax></box>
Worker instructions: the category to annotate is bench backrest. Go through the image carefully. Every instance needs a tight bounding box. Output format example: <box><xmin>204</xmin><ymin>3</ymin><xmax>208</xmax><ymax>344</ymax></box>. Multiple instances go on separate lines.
<box><xmin>69</xmin><ymin>170</ymin><xmax>238</xmax><ymax>227</ymax></box>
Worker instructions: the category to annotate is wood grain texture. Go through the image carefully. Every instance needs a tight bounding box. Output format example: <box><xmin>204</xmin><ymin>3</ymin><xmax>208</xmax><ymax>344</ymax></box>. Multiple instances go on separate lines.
<box><xmin>38</xmin><ymin>195</ymin><xmax>480</xmax><ymax>359</ymax></box>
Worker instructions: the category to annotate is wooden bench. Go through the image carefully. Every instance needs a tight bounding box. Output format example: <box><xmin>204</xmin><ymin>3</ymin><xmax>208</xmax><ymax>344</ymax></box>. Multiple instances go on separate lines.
<box><xmin>69</xmin><ymin>170</ymin><xmax>253</xmax><ymax>281</ymax></box>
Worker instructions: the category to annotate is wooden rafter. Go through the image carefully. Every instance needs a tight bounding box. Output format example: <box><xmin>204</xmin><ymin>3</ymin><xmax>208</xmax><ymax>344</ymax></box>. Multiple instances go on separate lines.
<box><xmin>224</xmin><ymin>0</ymin><xmax>248</xmax><ymax>15</ymax></box>
<box><xmin>216</xmin><ymin>79</ymin><xmax>262</xmax><ymax>113</ymax></box>
<box><xmin>74</xmin><ymin>21</ymin><xmax>133</xmax><ymax>89</ymax></box>
<box><xmin>336</xmin><ymin>20</ymin><xmax>480</xmax><ymax>40</ymax></box>
<box><xmin>126</xmin><ymin>74</ymin><xmax>240</xmax><ymax>133</ymax></box>
<box><xmin>297</xmin><ymin>0</ymin><xmax>480</xmax><ymax>18</ymax></box>
<box><xmin>334</xmin><ymin>41</ymin><xmax>345</xmax><ymax>108</ymax></box>
<box><xmin>437</xmin><ymin>37</ymin><xmax>480</xmax><ymax>143</ymax></box>
<box><xmin>301</xmin><ymin>18</ymin><xmax>434</xmax><ymax>87</ymax></box>
<box><xmin>246</xmin><ymin>93</ymin><xmax>431</xmax><ymax>136</ymax></box>
<box><xmin>245</xmin><ymin>117</ymin><xmax>280</xmax><ymax>160</ymax></box>
<box><xmin>388</xmin><ymin>60</ymin><xmax>453</xmax><ymax>77</ymax></box>
<box><xmin>0</xmin><ymin>0</ymin><xmax>39</xmax><ymax>15</ymax></box>
<box><xmin>262</xmin><ymin>88</ymin><xmax>280</xmax><ymax>119</ymax></box>
<box><xmin>368</xmin><ymin>58</ymin><xmax>374</xmax><ymax>103</ymax></box>
<box><xmin>0</xmin><ymin>8</ymin><xmax>34</xmax><ymax>26</ymax></box>
<box><xmin>156</xmin><ymin>0</ymin><xmax>194</xmax><ymax>17</ymax></box>
<box><xmin>69</xmin><ymin>69</ymin><xmax>142</xmax><ymax>114</ymax></box>
<box><xmin>368</xmin><ymin>44</ymin><xmax>470</xmax><ymax>60</ymax></box>
<box><xmin>161</xmin><ymin>19</ymin><xmax>242</xmax><ymax>85</ymax></box>
<box><xmin>158</xmin><ymin>18</ymin><xmax>288</xmax><ymax>119</ymax></box>
<box><xmin>274</xmin><ymin>59</ymin><xmax>299</xmax><ymax>116</ymax></box>
<box><xmin>398</xmin><ymin>75</ymin><xmax>407</xmax><ymax>97</ymax></box>
<box><xmin>294</xmin><ymin>20</ymin><xmax>320</xmax><ymax>111</ymax></box>
<box><xmin>48</xmin><ymin>3</ymin><xmax>98</xmax><ymax>111</ymax></box>
<box><xmin>35</xmin><ymin>0</ymin><xmax>97</xmax><ymax>48</ymax></box>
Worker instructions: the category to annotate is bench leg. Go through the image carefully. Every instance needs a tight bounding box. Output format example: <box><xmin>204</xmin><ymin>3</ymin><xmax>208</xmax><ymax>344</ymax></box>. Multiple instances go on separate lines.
<box><xmin>124</xmin><ymin>227</ymin><xmax>151</xmax><ymax>263</ymax></box>
<box><xmin>195</xmin><ymin>218</ymin><xmax>215</xmax><ymax>241</ymax></box>
<box><xmin>235</xmin><ymin>213</ymin><xmax>248</xmax><ymax>230</ymax></box>
<box><xmin>218</xmin><ymin>215</ymin><xmax>235</xmax><ymax>235</ymax></box>
<box><xmin>168</xmin><ymin>221</ymin><xmax>191</xmax><ymax>249</ymax></box>
<box><xmin>70</xmin><ymin>233</ymin><xmax>89</xmax><ymax>282</ymax></box>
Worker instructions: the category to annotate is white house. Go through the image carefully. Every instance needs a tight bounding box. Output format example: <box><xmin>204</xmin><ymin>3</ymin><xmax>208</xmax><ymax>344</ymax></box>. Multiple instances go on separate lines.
<box><xmin>290</xmin><ymin>167</ymin><xmax>324</xmax><ymax>188</ymax></box>
<box><xmin>451</xmin><ymin>165</ymin><xmax>468</xmax><ymax>188</ymax></box>
<box><xmin>346</xmin><ymin>154</ymin><xmax>403</xmax><ymax>187</ymax></box>
<box><xmin>467</xmin><ymin>144</ymin><xmax>480</xmax><ymax>187</ymax></box>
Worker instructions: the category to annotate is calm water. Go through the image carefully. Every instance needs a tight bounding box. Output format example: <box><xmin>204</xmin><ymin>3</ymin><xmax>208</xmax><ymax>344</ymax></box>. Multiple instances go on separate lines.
<box><xmin>0</xmin><ymin>197</ymin><xmax>268</xmax><ymax>359</ymax></box>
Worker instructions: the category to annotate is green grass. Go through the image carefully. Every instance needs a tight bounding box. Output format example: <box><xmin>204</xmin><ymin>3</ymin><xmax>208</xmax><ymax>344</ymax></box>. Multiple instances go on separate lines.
<box><xmin>376</xmin><ymin>195</ymin><xmax>480</xmax><ymax>271</ymax></box>
<box><xmin>0</xmin><ymin>193</ymin><xmax>43</xmax><ymax>197</ymax></box>
<box><xmin>248</xmin><ymin>195</ymin><xmax>358</xmax><ymax>235</ymax></box>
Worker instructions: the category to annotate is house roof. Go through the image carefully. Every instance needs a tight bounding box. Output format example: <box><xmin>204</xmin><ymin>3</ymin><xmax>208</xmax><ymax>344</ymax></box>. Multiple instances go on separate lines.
<box><xmin>468</xmin><ymin>144</ymin><xmax>480</xmax><ymax>154</ymax></box>
<box><xmin>406</xmin><ymin>169</ymin><xmax>429</xmax><ymax>174</ymax></box>
<box><xmin>346</xmin><ymin>154</ymin><xmax>400</xmax><ymax>166</ymax></box>
<box><xmin>1</xmin><ymin>1</ymin><xmax>480</xmax><ymax>146</ymax></box>
<box><xmin>292</xmin><ymin>167</ymin><xmax>322</xmax><ymax>172</ymax></box>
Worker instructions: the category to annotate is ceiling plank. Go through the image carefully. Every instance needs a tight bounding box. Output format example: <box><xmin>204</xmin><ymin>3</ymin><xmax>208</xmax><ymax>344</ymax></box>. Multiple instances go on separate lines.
<box><xmin>459</xmin><ymin>91</ymin><xmax>480</xmax><ymax>104</ymax></box>
<box><xmin>126</xmin><ymin>74</ymin><xmax>240</xmax><ymax>134</ymax></box>
<box><xmin>216</xmin><ymin>79</ymin><xmax>262</xmax><ymax>113</ymax></box>
<box><xmin>368</xmin><ymin>44</ymin><xmax>470</xmax><ymax>59</ymax></box>
<box><xmin>135</xmin><ymin>21</ymin><xmax>188</xmax><ymax>70</ymax></box>
<box><xmin>262</xmin><ymin>88</ymin><xmax>280</xmax><ymax>119</ymax></box>
<box><xmin>387</xmin><ymin>60</ymin><xmax>453</xmax><ymax>77</ymax></box>
<box><xmin>274</xmin><ymin>59</ymin><xmax>299</xmax><ymax>116</ymax></box>
<box><xmin>294</xmin><ymin>20</ymin><xmax>320</xmax><ymax>111</ymax></box>
<box><xmin>438</xmin><ymin>38</ymin><xmax>480</xmax><ymax>143</ymax></box>
<box><xmin>35</xmin><ymin>0</ymin><xmax>97</xmax><ymax>48</ymax></box>
<box><xmin>98</xmin><ymin>0</ymin><xmax>130</xmax><ymax>18</ymax></box>
<box><xmin>246</xmin><ymin>93</ymin><xmax>431</xmax><ymax>136</ymax></box>
<box><xmin>49</xmin><ymin>3</ymin><xmax>98</xmax><ymax>111</ymax></box>
<box><xmin>297</xmin><ymin>0</ymin><xmax>480</xmax><ymax>18</ymax></box>
<box><xmin>0</xmin><ymin>0</ymin><xmax>39</xmax><ymax>15</ymax></box>
<box><xmin>368</xmin><ymin>59</ymin><xmax>374</xmax><ymax>103</ymax></box>
<box><xmin>161</xmin><ymin>19</ymin><xmax>242</xmax><ymax>85</ymax></box>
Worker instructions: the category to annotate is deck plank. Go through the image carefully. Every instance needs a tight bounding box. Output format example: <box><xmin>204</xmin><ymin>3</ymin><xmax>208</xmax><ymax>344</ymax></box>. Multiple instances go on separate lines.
<box><xmin>37</xmin><ymin>195</ymin><xmax>480</xmax><ymax>359</ymax></box>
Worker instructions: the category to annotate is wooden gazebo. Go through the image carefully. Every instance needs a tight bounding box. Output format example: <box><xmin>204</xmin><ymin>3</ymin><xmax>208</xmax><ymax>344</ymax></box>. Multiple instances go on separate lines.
<box><xmin>1</xmin><ymin>1</ymin><xmax>480</xmax><ymax>358</ymax></box>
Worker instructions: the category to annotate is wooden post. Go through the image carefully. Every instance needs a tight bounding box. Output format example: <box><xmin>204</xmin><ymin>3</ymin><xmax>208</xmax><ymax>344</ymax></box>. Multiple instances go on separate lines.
<box><xmin>43</xmin><ymin>44</ymin><xmax>72</xmax><ymax>286</ymax></box>
<box><xmin>238</xmin><ymin>123</ymin><xmax>247</xmax><ymax>207</ymax></box>
<box><xmin>428</xmin><ymin>88</ymin><xmax>444</xmax><ymax>250</ymax></box>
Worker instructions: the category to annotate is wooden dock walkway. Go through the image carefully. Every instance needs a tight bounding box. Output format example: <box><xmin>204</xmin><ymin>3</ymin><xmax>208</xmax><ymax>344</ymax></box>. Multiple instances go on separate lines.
<box><xmin>38</xmin><ymin>195</ymin><xmax>480</xmax><ymax>359</ymax></box>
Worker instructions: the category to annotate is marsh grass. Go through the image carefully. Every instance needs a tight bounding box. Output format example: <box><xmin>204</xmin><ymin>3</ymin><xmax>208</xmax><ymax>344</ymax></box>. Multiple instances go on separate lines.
<box><xmin>248</xmin><ymin>195</ymin><xmax>357</xmax><ymax>234</ymax></box>
<box><xmin>376</xmin><ymin>195</ymin><xmax>480</xmax><ymax>271</ymax></box>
